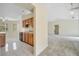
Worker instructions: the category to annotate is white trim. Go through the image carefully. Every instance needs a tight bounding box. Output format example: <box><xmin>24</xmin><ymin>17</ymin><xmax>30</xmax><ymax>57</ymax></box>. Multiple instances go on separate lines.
<box><xmin>36</xmin><ymin>45</ymin><xmax>48</xmax><ymax>56</ymax></box>
<box><xmin>51</xmin><ymin>34</ymin><xmax>79</xmax><ymax>41</ymax></box>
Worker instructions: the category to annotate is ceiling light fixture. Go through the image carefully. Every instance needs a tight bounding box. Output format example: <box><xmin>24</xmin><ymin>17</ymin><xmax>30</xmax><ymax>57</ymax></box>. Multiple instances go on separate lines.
<box><xmin>70</xmin><ymin>3</ymin><xmax>74</xmax><ymax>19</ymax></box>
<box><xmin>70</xmin><ymin>3</ymin><xmax>79</xmax><ymax>20</ymax></box>
<box><xmin>70</xmin><ymin>10</ymin><xmax>74</xmax><ymax>15</ymax></box>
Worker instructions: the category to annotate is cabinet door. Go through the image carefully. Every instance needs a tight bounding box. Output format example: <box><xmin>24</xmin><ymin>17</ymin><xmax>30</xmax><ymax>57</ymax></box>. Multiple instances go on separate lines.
<box><xmin>29</xmin><ymin>33</ymin><xmax>33</xmax><ymax>46</ymax></box>
<box><xmin>22</xmin><ymin>19</ymin><xmax>29</xmax><ymax>27</ymax></box>
<box><xmin>29</xmin><ymin>18</ymin><xmax>33</xmax><ymax>27</ymax></box>
<box><xmin>24</xmin><ymin>33</ymin><xmax>29</xmax><ymax>43</ymax></box>
<box><xmin>0</xmin><ymin>34</ymin><xmax>5</xmax><ymax>47</ymax></box>
<box><xmin>22</xmin><ymin>17</ymin><xmax>33</xmax><ymax>28</ymax></box>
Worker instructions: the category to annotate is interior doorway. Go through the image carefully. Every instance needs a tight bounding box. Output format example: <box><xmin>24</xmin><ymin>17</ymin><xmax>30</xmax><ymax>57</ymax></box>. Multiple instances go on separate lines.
<box><xmin>54</xmin><ymin>25</ymin><xmax>59</xmax><ymax>35</ymax></box>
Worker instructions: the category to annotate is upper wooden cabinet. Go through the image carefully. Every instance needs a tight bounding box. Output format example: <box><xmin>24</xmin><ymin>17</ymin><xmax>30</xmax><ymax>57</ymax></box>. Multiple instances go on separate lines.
<box><xmin>29</xmin><ymin>18</ymin><xmax>33</xmax><ymax>27</ymax></box>
<box><xmin>22</xmin><ymin>17</ymin><xmax>33</xmax><ymax>28</ymax></box>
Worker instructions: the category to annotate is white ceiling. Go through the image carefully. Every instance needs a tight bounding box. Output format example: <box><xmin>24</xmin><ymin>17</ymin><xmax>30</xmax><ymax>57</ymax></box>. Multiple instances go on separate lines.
<box><xmin>44</xmin><ymin>3</ymin><xmax>79</xmax><ymax>21</ymax></box>
<box><xmin>0</xmin><ymin>3</ymin><xmax>32</xmax><ymax>21</ymax></box>
<box><xmin>0</xmin><ymin>3</ymin><xmax>79</xmax><ymax>21</ymax></box>
<box><xmin>15</xmin><ymin>3</ymin><xmax>34</xmax><ymax>12</ymax></box>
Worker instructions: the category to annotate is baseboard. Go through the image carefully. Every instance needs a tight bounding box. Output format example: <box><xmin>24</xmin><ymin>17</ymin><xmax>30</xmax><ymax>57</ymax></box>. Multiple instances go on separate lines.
<box><xmin>35</xmin><ymin>45</ymin><xmax>48</xmax><ymax>56</ymax></box>
<box><xmin>52</xmin><ymin>34</ymin><xmax>79</xmax><ymax>41</ymax></box>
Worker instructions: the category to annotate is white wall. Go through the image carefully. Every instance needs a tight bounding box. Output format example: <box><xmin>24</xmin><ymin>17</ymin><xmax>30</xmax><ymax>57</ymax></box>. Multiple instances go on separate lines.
<box><xmin>33</xmin><ymin>4</ymin><xmax>48</xmax><ymax>55</ymax></box>
<box><xmin>22</xmin><ymin>13</ymin><xmax>33</xmax><ymax>20</ymax></box>
<box><xmin>5</xmin><ymin>20</ymin><xmax>19</xmax><ymax>42</ymax></box>
<box><xmin>16</xmin><ymin>3</ymin><xmax>48</xmax><ymax>56</ymax></box>
<box><xmin>46</xmin><ymin>3</ymin><xmax>79</xmax><ymax>37</ymax></box>
<box><xmin>48</xmin><ymin>20</ymin><xmax>79</xmax><ymax>37</ymax></box>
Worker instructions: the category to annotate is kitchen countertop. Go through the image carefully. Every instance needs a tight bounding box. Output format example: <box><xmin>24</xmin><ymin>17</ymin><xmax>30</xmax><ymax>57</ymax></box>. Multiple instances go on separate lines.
<box><xmin>0</xmin><ymin>32</ymin><xmax>6</xmax><ymax>34</ymax></box>
<box><xmin>20</xmin><ymin>31</ymin><xmax>33</xmax><ymax>33</ymax></box>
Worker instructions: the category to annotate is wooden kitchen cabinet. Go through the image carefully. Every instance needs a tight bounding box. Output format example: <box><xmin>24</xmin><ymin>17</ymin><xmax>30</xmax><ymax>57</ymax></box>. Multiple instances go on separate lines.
<box><xmin>0</xmin><ymin>34</ymin><xmax>5</xmax><ymax>47</ymax></box>
<box><xmin>22</xmin><ymin>19</ymin><xmax>28</xmax><ymax>27</ymax></box>
<box><xmin>24</xmin><ymin>32</ymin><xmax>29</xmax><ymax>43</ymax></box>
<box><xmin>29</xmin><ymin>18</ymin><xmax>33</xmax><ymax>27</ymax></box>
<box><xmin>28</xmin><ymin>33</ymin><xmax>33</xmax><ymax>46</ymax></box>
<box><xmin>20</xmin><ymin>17</ymin><xmax>34</xmax><ymax>46</ymax></box>
<box><xmin>22</xmin><ymin>17</ymin><xmax>33</xmax><ymax>27</ymax></box>
<box><xmin>19</xmin><ymin>32</ymin><xmax>34</xmax><ymax>46</ymax></box>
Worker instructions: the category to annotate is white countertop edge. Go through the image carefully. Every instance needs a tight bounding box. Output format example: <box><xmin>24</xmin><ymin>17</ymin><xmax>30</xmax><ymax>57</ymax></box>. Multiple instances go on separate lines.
<box><xmin>0</xmin><ymin>32</ymin><xmax>6</xmax><ymax>33</ymax></box>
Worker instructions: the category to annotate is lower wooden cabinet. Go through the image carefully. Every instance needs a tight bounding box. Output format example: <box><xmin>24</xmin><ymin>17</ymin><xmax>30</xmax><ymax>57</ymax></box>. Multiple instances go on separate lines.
<box><xmin>20</xmin><ymin>32</ymin><xmax>33</xmax><ymax>46</ymax></box>
<box><xmin>28</xmin><ymin>33</ymin><xmax>33</xmax><ymax>46</ymax></box>
<box><xmin>0</xmin><ymin>34</ymin><xmax>5</xmax><ymax>47</ymax></box>
<box><xmin>24</xmin><ymin>32</ymin><xmax>29</xmax><ymax>43</ymax></box>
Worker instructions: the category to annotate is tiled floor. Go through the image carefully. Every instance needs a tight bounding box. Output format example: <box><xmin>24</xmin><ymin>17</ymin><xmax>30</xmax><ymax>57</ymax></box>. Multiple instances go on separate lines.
<box><xmin>40</xmin><ymin>34</ymin><xmax>79</xmax><ymax>56</ymax></box>
<box><xmin>0</xmin><ymin>39</ymin><xmax>33</xmax><ymax>56</ymax></box>
<box><xmin>1</xmin><ymin>34</ymin><xmax>79</xmax><ymax>56</ymax></box>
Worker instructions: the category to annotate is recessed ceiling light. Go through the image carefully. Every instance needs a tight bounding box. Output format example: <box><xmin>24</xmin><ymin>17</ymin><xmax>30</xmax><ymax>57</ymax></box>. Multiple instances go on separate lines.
<box><xmin>70</xmin><ymin>11</ymin><xmax>74</xmax><ymax>15</ymax></box>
